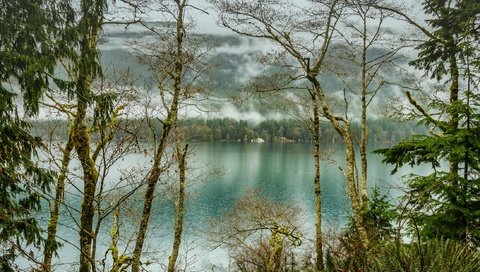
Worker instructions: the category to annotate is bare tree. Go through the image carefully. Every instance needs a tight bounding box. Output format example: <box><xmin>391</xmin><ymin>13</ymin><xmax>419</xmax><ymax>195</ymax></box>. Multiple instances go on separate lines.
<box><xmin>336</xmin><ymin>0</ymin><xmax>404</xmax><ymax>207</ymax></box>
<box><xmin>130</xmin><ymin>1</ymin><xmax>211</xmax><ymax>271</ymax></box>
<box><xmin>208</xmin><ymin>190</ymin><xmax>302</xmax><ymax>272</ymax></box>
<box><xmin>212</xmin><ymin>0</ymin><xmax>371</xmax><ymax>266</ymax></box>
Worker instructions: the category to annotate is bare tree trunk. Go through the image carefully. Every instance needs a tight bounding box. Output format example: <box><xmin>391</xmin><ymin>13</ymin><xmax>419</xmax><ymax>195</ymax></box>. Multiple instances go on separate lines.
<box><xmin>310</xmin><ymin>91</ymin><xmax>323</xmax><ymax>270</ymax></box>
<box><xmin>345</xmin><ymin>134</ymin><xmax>369</xmax><ymax>248</ymax></box>
<box><xmin>131</xmin><ymin>126</ymin><xmax>172</xmax><ymax>272</ymax></box>
<box><xmin>43</xmin><ymin>128</ymin><xmax>75</xmax><ymax>271</ymax></box>
<box><xmin>360</xmin><ymin>27</ymin><xmax>368</xmax><ymax>207</ymax></box>
<box><xmin>167</xmin><ymin>143</ymin><xmax>188</xmax><ymax>272</ymax></box>
<box><xmin>110</xmin><ymin>208</ymin><xmax>122</xmax><ymax>272</ymax></box>
<box><xmin>310</xmin><ymin>77</ymin><xmax>370</xmax><ymax>249</ymax></box>
<box><xmin>131</xmin><ymin>2</ymin><xmax>186</xmax><ymax>270</ymax></box>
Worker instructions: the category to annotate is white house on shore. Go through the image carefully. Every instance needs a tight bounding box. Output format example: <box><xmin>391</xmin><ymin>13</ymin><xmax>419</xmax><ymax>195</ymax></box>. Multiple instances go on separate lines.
<box><xmin>251</xmin><ymin>137</ymin><xmax>265</xmax><ymax>143</ymax></box>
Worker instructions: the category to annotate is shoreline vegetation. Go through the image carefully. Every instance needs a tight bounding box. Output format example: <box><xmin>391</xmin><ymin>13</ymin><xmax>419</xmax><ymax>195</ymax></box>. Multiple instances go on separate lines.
<box><xmin>32</xmin><ymin>117</ymin><xmax>427</xmax><ymax>144</ymax></box>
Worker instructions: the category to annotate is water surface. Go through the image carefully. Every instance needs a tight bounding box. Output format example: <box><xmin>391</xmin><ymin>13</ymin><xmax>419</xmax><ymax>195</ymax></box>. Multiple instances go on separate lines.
<box><xmin>47</xmin><ymin>142</ymin><xmax>430</xmax><ymax>270</ymax></box>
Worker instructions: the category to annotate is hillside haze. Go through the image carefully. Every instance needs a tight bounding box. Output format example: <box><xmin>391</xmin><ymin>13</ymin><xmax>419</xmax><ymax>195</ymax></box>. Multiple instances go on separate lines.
<box><xmin>98</xmin><ymin>24</ymin><xmax>407</xmax><ymax>122</ymax></box>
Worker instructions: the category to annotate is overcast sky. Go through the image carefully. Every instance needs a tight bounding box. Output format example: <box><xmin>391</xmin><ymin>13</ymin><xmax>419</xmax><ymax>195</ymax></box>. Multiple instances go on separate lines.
<box><xmin>186</xmin><ymin>0</ymin><xmax>427</xmax><ymax>35</ymax></box>
<box><xmin>107</xmin><ymin>0</ymin><xmax>427</xmax><ymax>35</ymax></box>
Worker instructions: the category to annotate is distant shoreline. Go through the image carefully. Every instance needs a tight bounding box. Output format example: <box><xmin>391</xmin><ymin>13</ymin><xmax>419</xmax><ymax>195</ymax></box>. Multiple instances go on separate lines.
<box><xmin>30</xmin><ymin>117</ymin><xmax>426</xmax><ymax>145</ymax></box>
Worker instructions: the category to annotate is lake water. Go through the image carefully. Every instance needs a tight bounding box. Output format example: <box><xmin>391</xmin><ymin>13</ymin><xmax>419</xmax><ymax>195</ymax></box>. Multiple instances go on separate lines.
<box><xmin>43</xmin><ymin>142</ymin><xmax>430</xmax><ymax>271</ymax></box>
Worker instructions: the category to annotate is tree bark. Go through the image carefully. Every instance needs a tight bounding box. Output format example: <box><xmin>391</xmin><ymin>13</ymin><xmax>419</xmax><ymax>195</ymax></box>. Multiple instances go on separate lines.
<box><xmin>345</xmin><ymin>133</ymin><xmax>369</xmax><ymax>248</ymax></box>
<box><xmin>360</xmin><ymin>21</ymin><xmax>368</xmax><ymax>207</ymax></box>
<box><xmin>43</xmin><ymin>128</ymin><xmax>75</xmax><ymax>271</ymax></box>
<box><xmin>110</xmin><ymin>207</ymin><xmax>129</xmax><ymax>272</ymax></box>
<box><xmin>131</xmin><ymin>126</ymin><xmax>172</xmax><ymax>272</ymax></box>
<box><xmin>309</xmin><ymin>76</ymin><xmax>370</xmax><ymax>249</ymax></box>
<box><xmin>310</xmin><ymin>91</ymin><xmax>323</xmax><ymax>270</ymax></box>
<box><xmin>131</xmin><ymin>2</ymin><xmax>185</xmax><ymax>271</ymax></box>
<box><xmin>167</xmin><ymin>143</ymin><xmax>188</xmax><ymax>272</ymax></box>
<box><xmin>75</xmin><ymin>97</ymin><xmax>99</xmax><ymax>272</ymax></box>
<box><xmin>76</xmin><ymin>1</ymin><xmax>103</xmax><ymax>270</ymax></box>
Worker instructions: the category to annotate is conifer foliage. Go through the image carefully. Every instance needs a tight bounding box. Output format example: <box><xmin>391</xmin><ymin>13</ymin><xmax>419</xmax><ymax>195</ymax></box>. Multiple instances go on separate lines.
<box><xmin>0</xmin><ymin>0</ymin><xmax>74</xmax><ymax>269</ymax></box>
<box><xmin>376</xmin><ymin>0</ymin><xmax>480</xmax><ymax>245</ymax></box>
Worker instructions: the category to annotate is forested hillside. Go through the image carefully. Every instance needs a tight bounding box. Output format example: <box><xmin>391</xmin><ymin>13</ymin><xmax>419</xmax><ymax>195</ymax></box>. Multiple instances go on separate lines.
<box><xmin>31</xmin><ymin>117</ymin><xmax>426</xmax><ymax>144</ymax></box>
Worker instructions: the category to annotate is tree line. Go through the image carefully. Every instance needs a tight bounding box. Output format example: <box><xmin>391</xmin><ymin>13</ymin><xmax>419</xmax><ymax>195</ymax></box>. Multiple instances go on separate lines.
<box><xmin>31</xmin><ymin>117</ymin><xmax>426</xmax><ymax>144</ymax></box>
<box><xmin>181</xmin><ymin>118</ymin><xmax>427</xmax><ymax>144</ymax></box>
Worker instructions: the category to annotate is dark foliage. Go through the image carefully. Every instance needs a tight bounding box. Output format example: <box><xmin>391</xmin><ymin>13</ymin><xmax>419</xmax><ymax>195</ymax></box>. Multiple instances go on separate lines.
<box><xmin>0</xmin><ymin>0</ymin><xmax>75</xmax><ymax>268</ymax></box>
<box><xmin>376</xmin><ymin>0</ymin><xmax>480</xmax><ymax>247</ymax></box>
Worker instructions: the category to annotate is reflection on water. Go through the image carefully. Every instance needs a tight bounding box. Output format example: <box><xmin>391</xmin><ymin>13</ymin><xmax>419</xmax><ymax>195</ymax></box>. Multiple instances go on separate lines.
<box><xmin>44</xmin><ymin>142</ymin><xmax>432</xmax><ymax>270</ymax></box>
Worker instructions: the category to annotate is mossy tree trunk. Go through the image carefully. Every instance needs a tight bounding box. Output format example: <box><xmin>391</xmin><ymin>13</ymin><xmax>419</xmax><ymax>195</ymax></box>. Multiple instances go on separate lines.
<box><xmin>131</xmin><ymin>1</ymin><xmax>186</xmax><ymax>271</ymax></box>
<box><xmin>309</xmin><ymin>76</ymin><xmax>370</xmax><ymax>250</ymax></box>
<box><xmin>75</xmin><ymin>1</ymin><xmax>105</xmax><ymax>271</ymax></box>
<box><xmin>42</xmin><ymin>127</ymin><xmax>75</xmax><ymax>272</ymax></box>
<box><xmin>359</xmin><ymin>24</ymin><xmax>369</xmax><ymax>207</ymax></box>
<box><xmin>131</xmin><ymin>122</ymin><xmax>174</xmax><ymax>272</ymax></box>
<box><xmin>75</xmin><ymin>96</ymin><xmax>100</xmax><ymax>272</ymax></box>
<box><xmin>309</xmin><ymin>91</ymin><xmax>323</xmax><ymax>270</ymax></box>
<box><xmin>167</xmin><ymin>142</ymin><xmax>188</xmax><ymax>272</ymax></box>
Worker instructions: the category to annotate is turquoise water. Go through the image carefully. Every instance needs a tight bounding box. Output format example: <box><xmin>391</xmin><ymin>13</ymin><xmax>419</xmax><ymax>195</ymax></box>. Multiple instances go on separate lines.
<box><xmin>186</xmin><ymin>142</ymin><xmax>399</xmax><ymax>221</ymax></box>
<box><xmin>42</xmin><ymin>142</ymin><xmax>429</xmax><ymax>270</ymax></box>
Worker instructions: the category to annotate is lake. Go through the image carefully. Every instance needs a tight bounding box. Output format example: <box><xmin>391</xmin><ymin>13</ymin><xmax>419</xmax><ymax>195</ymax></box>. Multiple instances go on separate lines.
<box><xmin>42</xmin><ymin>142</ymin><xmax>430</xmax><ymax>271</ymax></box>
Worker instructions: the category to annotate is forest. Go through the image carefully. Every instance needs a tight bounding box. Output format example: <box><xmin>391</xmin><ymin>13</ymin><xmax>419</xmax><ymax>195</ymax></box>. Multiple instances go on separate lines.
<box><xmin>32</xmin><ymin>117</ymin><xmax>426</xmax><ymax>144</ymax></box>
<box><xmin>1</xmin><ymin>0</ymin><xmax>479</xmax><ymax>271</ymax></box>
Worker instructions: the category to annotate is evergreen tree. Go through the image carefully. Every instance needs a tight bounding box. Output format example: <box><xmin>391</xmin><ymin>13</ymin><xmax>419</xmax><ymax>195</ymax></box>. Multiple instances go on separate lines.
<box><xmin>376</xmin><ymin>0</ymin><xmax>480</xmax><ymax>244</ymax></box>
<box><xmin>0</xmin><ymin>0</ymin><xmax>74</xmax><ymax>270</ymax></box>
